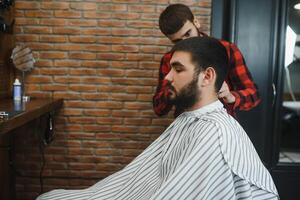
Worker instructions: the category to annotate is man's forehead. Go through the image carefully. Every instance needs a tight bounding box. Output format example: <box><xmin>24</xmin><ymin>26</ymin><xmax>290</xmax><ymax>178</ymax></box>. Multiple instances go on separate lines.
<box><xmin>170</xmin><ymin>51</ymin><xmax>193</xmax><ymax>66</ymax></box>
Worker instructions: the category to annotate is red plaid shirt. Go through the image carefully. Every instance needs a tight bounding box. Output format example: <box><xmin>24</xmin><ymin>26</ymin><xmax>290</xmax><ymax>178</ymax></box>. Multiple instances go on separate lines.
<box><xmin>152</xmin><ymin>39</ymin><xmax>261</xmax><ymax>117</ymax></box>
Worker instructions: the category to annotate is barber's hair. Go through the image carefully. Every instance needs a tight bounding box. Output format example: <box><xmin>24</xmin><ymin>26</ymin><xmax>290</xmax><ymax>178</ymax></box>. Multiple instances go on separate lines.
<box><xmin>171</xmin><ymin>37</ymin><xmax>229</xmax><ymax>91</ymax></box>
<box><xmin>159</xmin><ymin>4</ymin><xmax>194</xmax><ymax>36</ymax></box>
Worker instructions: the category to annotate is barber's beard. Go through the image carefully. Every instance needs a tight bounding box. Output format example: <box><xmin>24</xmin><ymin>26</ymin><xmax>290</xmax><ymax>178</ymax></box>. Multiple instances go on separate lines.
<box><xmin>168</xmin><ymin>76</ymin><xmax>200</xmax><ymax>111</ymax></box>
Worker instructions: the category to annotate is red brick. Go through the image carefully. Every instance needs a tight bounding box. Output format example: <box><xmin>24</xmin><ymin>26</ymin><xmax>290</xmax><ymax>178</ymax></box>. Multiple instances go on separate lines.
<box><xmin>26</xmin><ymin>76</ymin><xmax>52</xmax><ymax>83</ymax></box>
<box><xmin>40</xmin><ymin>35</ymin><xmax>67</xmax><ymax>43</ymax></box>
<box><xmin>111</xmin><ymin>61</ymin><xmax>138</xmax><ymax>69</ymax></box>
<box><xmin>70</xmin><ymin>2</ymin><xmax>97</xmax><ymax>10</ymax></box>
<box><xmin>112</xmin><ymin>28</ymin><xmax>139</xmax><ymax>36</ymax></box>
<box><xmin>65</xmin><ymin>101</ymin><xmax>100</xmax><ymax>108</ymax></box>
<box><xmin>141</xmin><ymin>29</ymin><xmax>162</xmax><ymax>37</ymax></box>
<box><xmin>54</xmin><ymin>60</ymin><xmax>81</xmax><ymax>67</ymax></box>
<box><xmin>140</xmin><ymin>61</ymin><xmax>160</xmax><ymax>69</ymax></box>
<box><xmin>97</xmin><ymin>36</ymin><xmax>127</xmax><ymax>44</ymax></box>
<box><xmin>41</xmin><ymin>2</ymin><xmax>70</xmax><ymax>10</ymax></box>
<box><xmin>112</xmin><ymin>45</ymin><xmax>139</xmax><ymax>52</ymax></box>
<box><xmin>128</xmin><ymin>5</ymin><xmax>155</xmax><ymax>12</ymax></box>
<box><xmin>68</xmin><ymin>19</ymin><xmax>98</xmax><ymax>27</ymax></box>
<box><xmin>126</xmin><ymin>53</ymin><xmax>153</xmax><ymax>61</ymax></box>
<box><xmin>55</xmin><ymin>10</ymin><xmax>82</xmax><ymax>18</ymax></box>
<box><xmin>97</xmin><ymin>117</ymin><xmax>123</xmax><ymax>125</ymax></box>
<box><xmin>15</xmin><ymin>2</ymin><xmax>40</xmax><ymax>9</ymax></box>
<box><xmin>67</xmin><ymin>132</ymin><xmax>95</xmax><ymax>140</ymax></box>
<box><xmin>40</xmin><ymin>52</ymin><xmax>67</xmax><ymax>59</ymax></box>
<box><xmin>54</xmin><ymin>77</ymin><xmax>81</xmax><ymax>83</ymax></box>
<box><xmin>29</xmin><ymin>43</ymin><xmax>53</xmax><ymax>51</ymax></box>
<box><xmin>97</xmin><ymin>4</ymin><xmax>127</xmax><ymax>11</ymax></box>
<box><xmin>40</xmin><ymin>68</ymin><xmax>67</xmax><ymax>75</ymax></box>
<box><xmin>122</xmin><ymin>149</ymin><xmax>143</xmax><ymax>156</ymax></box>
<box><xmin>97</xmin><ymin>69</ymin><xmax>124</xmax><ymax>77</ymax></box>
<box><xmin>137</xmin><ymin>94</ymin><xmax>153</xmax><ymax>101</ymax></box>
<box><xmin>112</xmin><ymin>78</ymin><xmax>156</xmax><ymax>86</ymax></box>
<box><xmin>40</xmin><ymin>19</ymin><xmax>66</xmax><ymax>26</ymax></box>
<box><xmin>124</xmin><ymin>118</ymin><xmax>151</xmax><ymax>125</ymax></box>
<box><xmin>69</xmin><ymin>53</ymin><xmax>96</xmax><ymax>60</ymax></box>
<box><xmin>41</xmin><ymin>84</ymin><xmax>68</xmax><ymax>91</ymax></box>
<box><xmin>142</xmin><ymin>13</ymin><xmax>160</xmax><ymax>20</ymax></box>
<box><xmin>126</xmin><ymin>69</ymin><xmax>153</xmax><ymax>77</ymax></box>
<box><xmin>69</xmin><ymin>36</ymin><xmax>96</xmax><ymax>43</ymax></box>
<box><xmin>112</xmin><ymin>126</ymin><xmax>140</xmax><ymax>133</ymax></box>
<box><xmin>111</xmin><ymin>93</ymin><xmax>136</xmax><ymax>101</ymax></box>
<box><xmin>69</xmin><ymin>84</ymin><xmax>97</xmax><ymax>92</ymax></box>
<box><xmin>69</xmin><ymin>69</ymin><xmax>97</xmax><ymax>75</ymax></box>
<box><xmin>95</xmin><ymin>149</ymin><xmax>120</xmax><ymax>156</ymax></box>
<box><xmin>53</xmin><ymin>27</ymin><xmax>81</xmax><ymax>35</ymax></box>
<box><xmin>98</xmin><ymin>20</ymin><xmax>126</xmax><ymax>27</ymax></box>
<box><xmin>96</xmin><ymin>101</ymin><xmax>123</xmax><ymax>109</ymax></box>
<box><xmin>126</xmin><ymin>86</ymin><xmax>152</xmax><ymax>94</ymax></box>
<box><xmin>83</xmin><ymin>12</ymin><xmax>112</xmax><ymax>19</ymax></box>
<box><xmin>97</xmin><ymin>53</ymin><xmax>125</xmax><ymax>60</ymax></box>
<box><xmin>68</xmin><ymin>148</ymin><xmax>93</xmax><ymax>155</ymax></box>
<box><xmin>25</xmin><ymin>10</ymin><xmax>53</xmax><ymax>18</ymax></box>
<box><xmin>53</xmin><ymin>91</ymin><xmax>81</xmax><ymax>100</ymax></box>
<box><xmin>112</xmin><ymin>110</ymin><xmax>139</xmax><ymax>117</ymax></box>
<box><xmin>81</xmin><ymin>61</ymin><xmax>109</xmax><ymax>68</ymax></box>
<box><xmin>124</xmin><ymin>102</ymin><xmax>152</xmax><ymax>110</ymax></box>
<box><xmin>83</xmin><ymin>125</ymin><xmax>111</xmax><ymax>132</ymax></box>
<box><xmin>140</xmin><ymin>45</ymin><xmax>167</xmax><ymax>53</ymax></box>
<box><xmin>83</xmin><ymin>109</ymin><xmax>111</xmax><ymax>117</ymax></box>
<box><xmin>54</xmin><ymin>44</ymin><xmax>82</xmax><ymax>51</ymax></box>
<box><xmin>127</xmin><ymin>21</ymin><xmax>156</xmax><ymax>28</ymax></box>
<box><xmin>81</xmin><ymin>141</ymin><xmax>111</xmax><ymax>148</ymax></box>
<box><xmin>82</xmin><ymin>45</ymin><xmax>111</xmax><ymax>52</ymax></box>
<box><xmin>62</xmin><ymin>108</ymin><xmax>83</xmax><ymax>116</ymax></box>
<box><xmin>15</xmin><ymin>35</ymin><xmax>39</xmax><ymax>42</ymax></box>
<box><xmin>69</xmin><ymin>117</ymin><xmax>97</xmax><ymax>124</ymax></box>
<box><xmin>81</xmin><ymin>77</ymin><xmax>111</xmax><ymax>84</ymax></box>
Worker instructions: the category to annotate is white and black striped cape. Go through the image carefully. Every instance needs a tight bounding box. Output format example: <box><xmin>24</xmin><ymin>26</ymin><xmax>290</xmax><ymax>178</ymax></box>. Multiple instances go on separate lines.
<box><xmin>37</xmin><ymin>100</ymin><xmax>279</xmax><ymax>200</ymax></box>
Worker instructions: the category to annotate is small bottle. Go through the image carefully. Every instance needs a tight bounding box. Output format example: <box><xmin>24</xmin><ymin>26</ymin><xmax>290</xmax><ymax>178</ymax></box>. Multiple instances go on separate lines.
<box><xmin>13</xmin><ymin>78</ymin><xmax>22</xmax><ymax>101</ymax></box>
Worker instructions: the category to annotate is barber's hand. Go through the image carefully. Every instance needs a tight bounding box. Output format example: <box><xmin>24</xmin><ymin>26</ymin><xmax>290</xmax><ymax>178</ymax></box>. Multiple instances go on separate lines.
<box><xmin>218</xmin><ymin>82</ymin><xmax>235</xmax><ymax>104</ymax></box>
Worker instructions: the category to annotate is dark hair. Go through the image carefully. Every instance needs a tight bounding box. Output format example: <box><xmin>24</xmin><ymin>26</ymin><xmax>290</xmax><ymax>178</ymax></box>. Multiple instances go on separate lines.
<box><xmin>159</xmin><ymin>4</ymin><xmax>194</xmax><ymax>36</ymax></box>
<box><xmin>171</xmin><ymin>37</ymin><xmax>229</xmax><ymax>91</ymax></box>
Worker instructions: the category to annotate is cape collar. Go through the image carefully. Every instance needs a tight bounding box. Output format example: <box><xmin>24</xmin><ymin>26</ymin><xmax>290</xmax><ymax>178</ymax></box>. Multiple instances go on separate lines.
<box><xmin>181</xmin><ymin>100</ymin><xmax>224</xmax><ymax>117</ymax></box>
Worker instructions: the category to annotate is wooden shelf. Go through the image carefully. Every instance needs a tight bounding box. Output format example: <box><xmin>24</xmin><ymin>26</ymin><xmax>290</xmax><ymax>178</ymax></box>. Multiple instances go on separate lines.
<box><xmin>0</xmin><ymin>98</ymin><xmax>63</xmax><ymax>135</ymax></box>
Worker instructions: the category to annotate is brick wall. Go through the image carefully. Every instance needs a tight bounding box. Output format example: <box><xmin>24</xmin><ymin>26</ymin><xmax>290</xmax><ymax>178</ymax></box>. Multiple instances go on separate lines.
<box><xmin>13</xmin><ymin>0</ymin><xmax>211</xmax><ymax>199</ymax></box>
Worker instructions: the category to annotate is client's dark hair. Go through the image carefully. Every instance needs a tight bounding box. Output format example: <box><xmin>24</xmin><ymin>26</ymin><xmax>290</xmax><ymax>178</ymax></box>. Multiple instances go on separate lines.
<box><xmin>171</xmin><ymin>37</ymin><xmax>229</xmax><ymax>91</ymax></box>
<box><xmin>159</xmin><ymin>4</ymin><xmax>194</xmax><ymax>36</ymax></box>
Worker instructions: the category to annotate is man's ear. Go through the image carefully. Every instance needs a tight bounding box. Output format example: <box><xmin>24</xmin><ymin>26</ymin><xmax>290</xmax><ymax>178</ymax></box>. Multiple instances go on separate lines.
<box><xmin>193</xmin><ymin>19</ymin><xmax>201</xmax><ymax>29</ymax></box>
<box><xmin>201</xmin><ymin>67</ymin><xmax>216</xmax><ymax>86</ymax></box>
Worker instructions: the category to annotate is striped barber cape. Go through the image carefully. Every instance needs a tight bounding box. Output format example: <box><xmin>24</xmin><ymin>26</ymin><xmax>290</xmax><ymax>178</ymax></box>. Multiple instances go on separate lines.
<box><xmin>37</xmin><ymin>100</ymin><xmax>279</xmax><ymax>200</ymax></box>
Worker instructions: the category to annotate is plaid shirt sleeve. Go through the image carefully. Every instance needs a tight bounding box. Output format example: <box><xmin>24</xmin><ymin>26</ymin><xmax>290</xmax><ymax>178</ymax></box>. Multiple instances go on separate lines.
<box><xmin>152</xmin><ymin>52</ymin><xmax>173</xmax><ymax>116</ymax></box>
<box><xmin>221</xmin><ymin>41</ymin><xmax>261</xmax><ymax>113</ymax></box>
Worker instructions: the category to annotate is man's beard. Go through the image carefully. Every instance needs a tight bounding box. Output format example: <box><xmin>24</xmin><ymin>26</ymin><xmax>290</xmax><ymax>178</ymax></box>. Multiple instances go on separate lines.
<box><xmin>167</xmin><ymin>75</ymin><xmax>200</xmax><ymax>111</ymax></box>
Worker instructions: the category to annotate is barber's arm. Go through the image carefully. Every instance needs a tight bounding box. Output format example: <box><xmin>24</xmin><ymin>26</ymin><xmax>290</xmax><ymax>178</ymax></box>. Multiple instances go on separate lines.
<box><xmin>218</xmin><ymin>43</ymin><xmax>261</xmax><ymax>111</ymax></box>
<box><xmin>153</xmin><ymin>53</ymin><xmax>173</xmax><ymax>116</ymax></box>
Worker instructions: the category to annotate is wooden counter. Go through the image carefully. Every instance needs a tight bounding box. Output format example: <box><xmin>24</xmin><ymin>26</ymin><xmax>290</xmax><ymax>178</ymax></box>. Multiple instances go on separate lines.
<box><xmin>0</xmin><ymin>98</ymin><xmax>63</xmax><ymax>200</ymax></box>
<box><xmin>0</xmin><ymin>98</ymin><xmax>63</xmax><ymax>135</ymax></box>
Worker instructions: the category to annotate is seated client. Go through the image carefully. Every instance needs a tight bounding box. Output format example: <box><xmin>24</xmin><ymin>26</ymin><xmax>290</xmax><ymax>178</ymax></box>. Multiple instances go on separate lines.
<box><xmin>37</xmin><ymin>37</ymin><xmax>279</xmax><ymax>200</ymax></box>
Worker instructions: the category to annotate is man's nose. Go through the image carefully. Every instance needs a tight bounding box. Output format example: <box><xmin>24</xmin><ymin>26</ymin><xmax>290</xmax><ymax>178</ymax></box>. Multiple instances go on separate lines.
<box><xmin>164</xmin><ymin>70</ymin><xmax>173</xmax><ymax>82</ymax></box>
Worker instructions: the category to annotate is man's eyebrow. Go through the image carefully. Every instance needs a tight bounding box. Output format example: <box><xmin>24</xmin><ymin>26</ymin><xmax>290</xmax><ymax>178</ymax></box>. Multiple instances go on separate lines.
<box><xmin>170</xmin><ymin>61</ymin><xmax>185</xmax><ymax>68</ymax></box>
